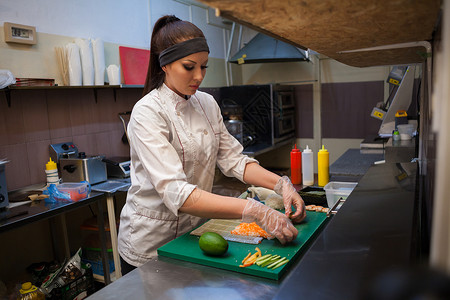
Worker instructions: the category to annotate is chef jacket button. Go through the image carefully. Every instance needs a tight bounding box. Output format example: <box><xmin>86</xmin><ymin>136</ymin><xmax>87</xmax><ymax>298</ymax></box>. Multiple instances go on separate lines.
<box><xmin>203</xmin><ymin>129</ymin><xmax>208</xmax><ymax>135</ymax></box>
<box><xmin>176</xmin><ymin>111</ymin><xmax>181</xmax><ymax>116</ymax></box>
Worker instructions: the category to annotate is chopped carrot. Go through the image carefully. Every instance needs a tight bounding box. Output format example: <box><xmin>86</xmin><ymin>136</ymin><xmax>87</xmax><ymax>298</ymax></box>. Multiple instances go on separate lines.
<box><xmin>241</xmin><ymin>261</ymin><xmax>255</xmax><ymax>267</ymax></box>
<box><xmin>231</xmin><ymin>222</ymin><xmax>270</xmax><ymax>238</ymax></box>
<box><xmin>239</xmin><ymin>247</ymin><xmax>263</xmax><ymax>268</ymax></box>
<box><xmin>244</xmin><ymin>255</ymin><xmax>257</xmax><ymax>265</ymax></box>
<box><xmin>241</xmin><ymin>252</ymin><xmax>251</xmax><ymax>264</ymax></box>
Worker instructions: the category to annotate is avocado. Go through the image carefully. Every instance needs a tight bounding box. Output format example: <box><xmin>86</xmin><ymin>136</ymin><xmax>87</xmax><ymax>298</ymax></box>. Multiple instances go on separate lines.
<box><xmin>198</xmin><ymin>232</ymin><xmax>229</xmax><ymax>256</ymax></box>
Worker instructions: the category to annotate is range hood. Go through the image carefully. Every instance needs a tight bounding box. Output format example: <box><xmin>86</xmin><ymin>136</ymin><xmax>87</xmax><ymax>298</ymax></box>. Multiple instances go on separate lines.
<box><xmin>229</xmin><ymin>33</ymin><xmax>309</xmax><ymax>64</ymax></box>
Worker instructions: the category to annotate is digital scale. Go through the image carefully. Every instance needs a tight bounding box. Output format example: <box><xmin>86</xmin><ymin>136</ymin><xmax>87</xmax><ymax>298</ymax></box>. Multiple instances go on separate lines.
<box><xmin>103</xmin><ymin>157</ymin><xmax>131</xmax><ymax>178</ymax></box>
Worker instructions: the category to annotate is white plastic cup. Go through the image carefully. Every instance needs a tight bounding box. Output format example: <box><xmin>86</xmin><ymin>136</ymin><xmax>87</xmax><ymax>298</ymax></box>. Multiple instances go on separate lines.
<box><xmin>397</xmin><ymin>124</ymin><xmax>415</xmax><ymax>140</ymax></box>
<box><xmin>107</xmin><ymin>64</ymin><xmax>121</xmax><ymax>85</ymax></box>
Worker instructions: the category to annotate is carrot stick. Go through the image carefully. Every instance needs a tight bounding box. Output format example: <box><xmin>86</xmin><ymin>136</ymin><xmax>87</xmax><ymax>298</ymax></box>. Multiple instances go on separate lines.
<box><xmin>241</xmin><ymin>253</ymin><xmax>251</xmax><ymax>264</ymax></box>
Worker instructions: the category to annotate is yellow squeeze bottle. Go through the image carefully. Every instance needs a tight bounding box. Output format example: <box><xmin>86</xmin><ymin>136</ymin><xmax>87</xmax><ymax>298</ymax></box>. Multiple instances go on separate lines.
<box><xmin>317</xmin><ymin>145</ymin><xmax>329</xmax><ymax>187</ymax></box>
<box><xmin>45</xmin><ymin>158</ymin><xmax>59</xmax><ymax>186</ymax></box>
<box><xmin>46</xmin><ymin>158</ymin><xmax>57</xmax><ymax>171</ymax></box>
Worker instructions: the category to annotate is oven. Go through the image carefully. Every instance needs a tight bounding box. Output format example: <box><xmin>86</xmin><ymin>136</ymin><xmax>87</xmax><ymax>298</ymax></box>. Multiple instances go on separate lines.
<box><xmin>274</xmin><ymin>110</ymin><xmax>296</xmax><ymax>137</ymax></box>
<box><xmin>275</xmin><ymin>90</ymin><xmax>295</xmax><ymax>110</ymax></box>
<box><xmin>273</xmin><ymin>86</ymin><xmax>296</xmax><ymax>142</ymax></box>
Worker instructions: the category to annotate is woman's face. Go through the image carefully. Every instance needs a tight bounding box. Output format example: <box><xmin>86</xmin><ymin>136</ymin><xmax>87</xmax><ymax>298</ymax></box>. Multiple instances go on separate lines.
<box><xmin>162</xmin><ymin>51</ymin><xmax>209</xmax><ymax>98</ymax></box>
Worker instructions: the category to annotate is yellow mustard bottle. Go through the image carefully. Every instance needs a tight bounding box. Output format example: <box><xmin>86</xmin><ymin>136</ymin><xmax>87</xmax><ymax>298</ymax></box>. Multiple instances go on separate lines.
<box><xmin>317</xmin><ymin>145</ymin><xmax>329</xmax><ymax>187</ymax></box>
<box><xmin>45</xmin><ymin>157</ymin><xmax>59</xmax><ymax>186</ymax></box>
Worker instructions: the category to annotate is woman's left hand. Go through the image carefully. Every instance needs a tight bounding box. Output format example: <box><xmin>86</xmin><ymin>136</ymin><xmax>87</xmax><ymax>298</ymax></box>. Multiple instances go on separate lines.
<box><xmin>274</xmin><ymin>176</ymin><xmax>306</xmax><ymax>224</ymax></box>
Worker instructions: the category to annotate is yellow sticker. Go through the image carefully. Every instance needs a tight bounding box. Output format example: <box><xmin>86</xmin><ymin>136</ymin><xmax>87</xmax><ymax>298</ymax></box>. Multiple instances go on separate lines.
<box><xmin>389</xmin><ymin>78</ymin><xmax>400</xmax><ymax>85</ymax></box>
<box><xmin>374</xmin><ymin>111</ymin><xmax>384</xmax><ymax>119</ymax></box>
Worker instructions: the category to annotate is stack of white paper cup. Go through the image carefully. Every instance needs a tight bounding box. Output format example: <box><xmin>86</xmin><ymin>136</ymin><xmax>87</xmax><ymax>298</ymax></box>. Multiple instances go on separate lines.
<box><xmin>46</xmin><ymin>169</ymin><xmax>60</xmax><ymax>186</ymax></box>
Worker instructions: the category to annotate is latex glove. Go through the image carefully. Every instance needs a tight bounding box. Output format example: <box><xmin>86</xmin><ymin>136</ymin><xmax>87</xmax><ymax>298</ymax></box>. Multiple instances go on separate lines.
<box><xmin>242</xmin><ymin>198</ymin><xmax>298</xmax><ymax>244</ymax></box>
<box><xmin>274</xmin><ymin>176</ymin><xmax>306</xmax><ymax>223</ymax></box>
<box><xmin>247</xmin><ymin>186</ymin><xmax>276</xmax><ymax>200</ymax></box>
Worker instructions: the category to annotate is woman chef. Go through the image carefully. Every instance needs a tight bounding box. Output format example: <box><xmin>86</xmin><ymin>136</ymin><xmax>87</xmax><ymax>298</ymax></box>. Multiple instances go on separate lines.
<box><xmin>118</xmin><ymin>15</ymin><xmax>306</xmax><ymax>275</ymax></box>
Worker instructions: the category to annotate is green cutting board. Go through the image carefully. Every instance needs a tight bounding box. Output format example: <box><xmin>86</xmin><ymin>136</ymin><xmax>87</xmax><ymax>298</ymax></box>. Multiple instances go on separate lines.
<box><xmin>157</xmin><ymin>211</ymin><xmax>328</xmax><ymax>280</ymax></box>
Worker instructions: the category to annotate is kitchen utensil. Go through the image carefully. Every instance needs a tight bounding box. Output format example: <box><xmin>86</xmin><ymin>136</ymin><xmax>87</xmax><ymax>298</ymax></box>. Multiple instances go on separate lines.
<box><xmin>224</xmin><ymin>119</ymin><xmax>243</xmax><ymax>144</ymax></box>
<box><xmin>118</xmin><ymin>112</ymin><xmax>131</xmax><ymax>144</ymax></box>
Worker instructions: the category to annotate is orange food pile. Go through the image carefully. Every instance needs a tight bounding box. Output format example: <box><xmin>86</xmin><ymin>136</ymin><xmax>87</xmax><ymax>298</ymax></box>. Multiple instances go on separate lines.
<box><xmin>240</xmin><ymin>247</ymin><xmax>261</xmax><ymax>267</ymax></box>
<box><xmin>231</xmin><ymin>222</ymin><xmax>270</xmax><ymax>238</ymax></box>
<box><xmin>305</xmin><ymin>205</ymin><xmax>329</xmax><ymax>213</ymax></box>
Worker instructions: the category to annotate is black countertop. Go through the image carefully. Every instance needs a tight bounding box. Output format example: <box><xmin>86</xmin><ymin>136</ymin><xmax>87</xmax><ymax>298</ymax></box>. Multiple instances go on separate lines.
<box><xmin>330</xmin><ymin>148</ymin><xmax>384</xmax><ymax>182</ymax></box>
<box><xmin>87</xmin><ymin>161</ymin><xmax>419</xmax><ymax>300</ymax></box>
<box><xmin>276</xmin><ymin>161</ymin><xmax>418</xmax><ymax>300</ymax></box>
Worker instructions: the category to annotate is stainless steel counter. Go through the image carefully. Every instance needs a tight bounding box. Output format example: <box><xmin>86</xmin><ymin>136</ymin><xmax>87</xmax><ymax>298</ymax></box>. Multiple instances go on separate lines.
<box><xmin>87</xmin><ymin>162</ymin><xmax>418</xmax><ymax>299</ymax></box>
<box><xmin>385</xmin><ymin>137</ymin><xmax>417</xmax><ymax>163</ymax></box>
<box><xmin>242</xmin><ymin>138</ymin><xmax>294</xmax><ymax>157</ymax></box>
<box><xmin>87</xmin><ymin>255</ymin><xmax>279</xmax><ymax>299</ymax></box>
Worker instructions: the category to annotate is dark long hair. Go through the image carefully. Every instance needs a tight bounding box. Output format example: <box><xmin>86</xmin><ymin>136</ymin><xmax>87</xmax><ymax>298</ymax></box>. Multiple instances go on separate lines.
<box><xmin>143</xmin><ymin>15</ymin><xmax>206</xmax><ymax>95</ymax></box>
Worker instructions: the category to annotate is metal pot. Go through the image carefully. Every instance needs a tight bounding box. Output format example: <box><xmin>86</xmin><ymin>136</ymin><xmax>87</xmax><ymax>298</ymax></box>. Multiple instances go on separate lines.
<box><xmin>222</xmin><ymin>99</ymin><xmax>243</xmax><ymax>120</ymax></box>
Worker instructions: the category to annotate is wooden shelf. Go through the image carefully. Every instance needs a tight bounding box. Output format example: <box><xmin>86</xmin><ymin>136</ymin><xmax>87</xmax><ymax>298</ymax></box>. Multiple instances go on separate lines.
<box><xmin>1</xmin><ymin>84</ymin><xmax>144</xmax><ymax>107</ymax></box>
<box><xmin>5</xmin><ymin>84</ymin><xmax>143</xmax><ymax>90</ymax></box>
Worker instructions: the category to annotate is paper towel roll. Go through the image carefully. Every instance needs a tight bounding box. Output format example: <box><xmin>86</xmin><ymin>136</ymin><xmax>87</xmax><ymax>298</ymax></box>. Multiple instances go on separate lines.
<box><xmin>75</xmin><ymin>38</ymin><xmax>94</xmax><ymax>85</ymax></box>
<box><xmin>91</xmin><ymin>38</ymin><xmax>105</xmax><ymax>85</ymax></box>
<box><xmin>107</xmin><ymin>65</ymin><xmax>121</xmax><ymax>85</ymax></box>
<box><xmin>66</xmin><ymin>43</ymin><xmax>82</xmax><ymax>86</ymax></box>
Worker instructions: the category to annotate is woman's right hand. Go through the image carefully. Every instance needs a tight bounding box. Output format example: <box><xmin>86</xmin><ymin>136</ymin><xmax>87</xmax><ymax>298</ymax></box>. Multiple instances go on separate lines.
<box><xmin>242</xmin><ymin>198</ymin><xmax>298</xmax><ymax>244</ymax></box>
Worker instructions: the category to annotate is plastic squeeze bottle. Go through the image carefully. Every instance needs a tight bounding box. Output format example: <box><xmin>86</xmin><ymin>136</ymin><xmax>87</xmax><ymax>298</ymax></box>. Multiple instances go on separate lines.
<box><xmin>18</xmin><ymin>282</ymin><xmax>45</xmax><ymax>300</ymax></box>
<box><xmin>302</xmin><ymin>145</ymin><xmax>314</xmax><ymax>186</ymax></box>
<box><xmin>45</xmin><ymin>157</ymin><xmax>59</xmax><ymax>186</ymax></box>
<box><xmin>290</xmin><ymin>144</ymin><xmax>302</xmax><ymax>184</ymax></box>
<box><xmin>317</xmin><ymin>145</ymin><xmax>329</xmax><ymax>187</ymax></box>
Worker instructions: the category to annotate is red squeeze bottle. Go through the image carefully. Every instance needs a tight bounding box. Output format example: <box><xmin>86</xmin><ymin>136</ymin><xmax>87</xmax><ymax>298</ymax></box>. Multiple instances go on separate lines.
<box><xmin>290</xmin><ymin>144</ymin><xmax>302</xmax><ymax>184</ymax></box>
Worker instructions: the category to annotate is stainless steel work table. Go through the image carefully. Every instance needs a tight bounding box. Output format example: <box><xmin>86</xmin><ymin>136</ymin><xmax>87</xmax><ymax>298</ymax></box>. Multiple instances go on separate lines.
<box><xmin>87</xmin><ymin>162</ymin><xmax>418</xmax><ymax>299</ymax></box>
<box><xmin>1</xmin><ymin>187</ymin><xmax>104</xmax><ymax>233</ymax></box>
<box><xmin>1</xmin><ymin>185</ymin><xmax>114</xmax><ymax>284</ymax></box>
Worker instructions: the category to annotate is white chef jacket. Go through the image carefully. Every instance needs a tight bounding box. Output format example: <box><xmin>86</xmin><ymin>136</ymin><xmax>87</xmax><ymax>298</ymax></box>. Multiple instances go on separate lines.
<box><xmin>118</xmin><ymin>83</ymin><xmax>258</xmax><ymax>267</ymax></box>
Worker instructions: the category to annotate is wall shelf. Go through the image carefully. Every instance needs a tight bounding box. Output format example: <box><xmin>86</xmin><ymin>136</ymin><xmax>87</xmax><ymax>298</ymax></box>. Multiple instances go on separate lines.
<box><xmin>1</xmin><ymin>84</ymin><xmax>144</xmax><ymax>107</ymax></box>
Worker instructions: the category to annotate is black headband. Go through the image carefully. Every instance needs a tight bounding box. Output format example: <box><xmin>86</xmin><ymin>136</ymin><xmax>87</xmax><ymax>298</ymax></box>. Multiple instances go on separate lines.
<box><xmin>159</xmin><ymin>37</ymin><xmax>210</xmax><ymax>67</ymax></box>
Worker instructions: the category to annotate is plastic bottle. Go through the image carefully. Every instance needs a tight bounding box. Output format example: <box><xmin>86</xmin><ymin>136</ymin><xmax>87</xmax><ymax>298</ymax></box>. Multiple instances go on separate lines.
<box><xmin>17</xmin><ymin>282</ymin><xmax>45</xmax><ymax>300</ymax></box>
<box><xmin>317</xmin><ymin>145</ymin><xmax>329</xmax><ymax>187</ymax></box>
<box><xmin>392</xmin><ymin>129</ymin><xmax>401</xmax><ymax>141</ymax></box>
<box><xmin>302</xmin><ymin>145</ymin><xmax>314</xmax><ymax>186</ymax></box>
<box><xmin>45</xmin><ymin>158</ymin><xmax>59</xmax><ymax>186</ymax></box>
<box><xmin>290</xmin><ymin>144</ymin><xmax>302</xmax><ymax>184</ymax></box>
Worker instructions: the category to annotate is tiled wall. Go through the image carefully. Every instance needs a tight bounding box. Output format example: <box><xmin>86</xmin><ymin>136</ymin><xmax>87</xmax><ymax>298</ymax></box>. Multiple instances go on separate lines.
<box><xmin>0</xmin><ymin>87</ymin><xmax>142</xmax><ymax>190</ymax></box>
